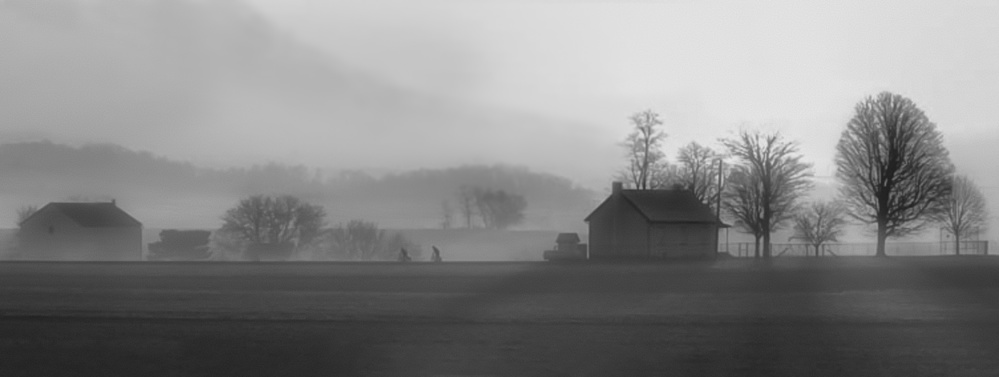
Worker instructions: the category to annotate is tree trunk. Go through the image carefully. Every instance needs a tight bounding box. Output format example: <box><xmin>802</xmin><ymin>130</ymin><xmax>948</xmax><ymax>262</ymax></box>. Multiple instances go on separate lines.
<box><xmin>955</xmin><ymin>233</ymin><xmax>961</xmax><ymax>256</ymax></box>
<box><xmin>762</xmin><ymin>231</ymin><xmax>772</xmax><ymax>259</ymax></box>
<box><xmin>876</xmin><ymin>221</ymin><xmax>887</xmax><ymax>257</ymax></box>
<box><xmin>754</xmin><ymin>235</ymin><xmax>760</xmax><ymax>259</ymax></box>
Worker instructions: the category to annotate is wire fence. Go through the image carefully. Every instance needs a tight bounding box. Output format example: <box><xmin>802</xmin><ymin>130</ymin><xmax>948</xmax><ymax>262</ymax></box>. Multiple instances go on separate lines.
<box><xmin>723</xmin><ymin>241</ymin><xmax>989</xmax><ymax>258</ymax></box>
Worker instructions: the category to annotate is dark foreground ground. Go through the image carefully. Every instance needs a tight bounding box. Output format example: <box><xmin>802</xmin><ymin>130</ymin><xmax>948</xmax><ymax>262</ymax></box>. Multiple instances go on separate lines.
<box><xmin>3</xmin><ymin>257</ymin><xmax>999</xmax><ymax>376</ymax></box>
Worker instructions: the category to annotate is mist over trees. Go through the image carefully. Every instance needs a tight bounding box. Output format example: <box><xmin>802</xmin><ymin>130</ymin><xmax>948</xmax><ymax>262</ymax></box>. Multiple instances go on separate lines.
<box><xmin>0</xmin><ymin>141</ymin><xmax>592</xmax><ymax>229</ymax></box>
<box><xmin>453</xmin><ymin>186</ymin><xmax>528</xmax><ymax>229</ymax></box>
<box><xmin>321</xmin><ymin>220</ymin><xmax>420</xmax><ymax>261</ymax></box>
<box><xmin>722</xmin><ymin>130</ymin><xmax>812</xmax><ymax>259</ymax></box>
<box><xmin>937</xmin><ymin>175</ymin><xmax>989</xmax><ymax>255</ymax></box>
<box><xmin>836</xmin><ymin>92</ymin><xmax>954</xmax><ymax>257</ymax></box>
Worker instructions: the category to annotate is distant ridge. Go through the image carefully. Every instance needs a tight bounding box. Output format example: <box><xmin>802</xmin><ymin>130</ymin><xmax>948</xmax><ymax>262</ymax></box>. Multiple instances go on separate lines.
<box><xmin>0</xmin><ymin>141</ymin><xmax>598</xmax><ymax>231</ymax></box>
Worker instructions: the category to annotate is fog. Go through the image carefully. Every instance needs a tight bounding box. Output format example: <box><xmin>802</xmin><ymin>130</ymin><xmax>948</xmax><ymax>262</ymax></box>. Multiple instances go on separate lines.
<box><xmin>2</xmin><ymin>0</ymin><xmax>999</xmax><ymax>239</ymax></box>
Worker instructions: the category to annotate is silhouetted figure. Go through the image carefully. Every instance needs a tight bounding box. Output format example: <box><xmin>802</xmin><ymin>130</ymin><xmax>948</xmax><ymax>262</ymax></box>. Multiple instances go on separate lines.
<box><xmin>398</xmin><ymin>247</ymin><xmax>411</xmax><ymax>262</ymax></box>
<box><xmin>431</xmin><ymin>246</ymin><xmax>442</xmax><ymax>262</ymax></box>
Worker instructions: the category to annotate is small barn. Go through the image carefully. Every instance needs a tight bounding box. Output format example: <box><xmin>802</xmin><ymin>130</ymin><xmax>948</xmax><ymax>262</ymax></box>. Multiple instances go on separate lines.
<box><xmin>585</xmin><ymin>182</ymin><xmax>725</xmax><ymax>259</ymax></box>
<box><xmin>18</xmin><ymin>201</ymin><xmax>143</xmax><ymax>261</ymax></box>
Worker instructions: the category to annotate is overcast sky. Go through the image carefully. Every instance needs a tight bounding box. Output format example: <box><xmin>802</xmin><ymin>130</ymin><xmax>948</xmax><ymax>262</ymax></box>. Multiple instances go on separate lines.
<box><xmin>244</xmin><ymin>0</ymin><xmax>999</xmax><ymax>179</ymax></box>
<box><xmin>2</xmin><ymin>0</ymin><xmax>998</xmax><ymax>193</ymax></box>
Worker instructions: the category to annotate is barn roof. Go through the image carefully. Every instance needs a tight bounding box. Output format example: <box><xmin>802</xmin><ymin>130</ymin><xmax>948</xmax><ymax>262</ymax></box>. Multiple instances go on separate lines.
<box><xmin>22</xmin><ymin>202</ymin><xmax>142</xmax><ymax>228</ymax></box>
<box><xmin>585</xmin><ymin>188</ymin><xmax>726</xmax><ymax>225</ymax></box>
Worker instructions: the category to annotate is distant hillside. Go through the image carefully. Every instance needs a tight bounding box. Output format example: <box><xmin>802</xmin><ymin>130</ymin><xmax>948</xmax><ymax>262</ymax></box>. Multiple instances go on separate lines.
<box><xmin>0</xmin><ymin>141</ymin><xmax>598</xmax><ymax>231</ymax></box>
<box><xmin>0</xmin><ymin>0</ymin><xmax>619</xmax><ymax>184</ymax></box>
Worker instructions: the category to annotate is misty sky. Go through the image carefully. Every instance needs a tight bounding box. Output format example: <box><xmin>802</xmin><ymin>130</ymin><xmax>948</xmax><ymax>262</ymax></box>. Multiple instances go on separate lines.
<box><xmin>2</xmin><ymin>0</ymin><xmax>998</xmax><ymax>193</ymax></box>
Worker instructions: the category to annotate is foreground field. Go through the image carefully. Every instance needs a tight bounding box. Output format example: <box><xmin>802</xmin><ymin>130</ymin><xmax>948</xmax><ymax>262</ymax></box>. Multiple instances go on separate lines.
<box><xmin>2</xmin><ymin>257</ymin><xmax>999</xmax><ymax>376</ymax></box>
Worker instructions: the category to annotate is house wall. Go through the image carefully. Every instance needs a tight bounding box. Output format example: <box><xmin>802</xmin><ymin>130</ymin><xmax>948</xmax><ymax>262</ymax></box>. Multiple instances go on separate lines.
<box><xmin>588</xmin><ymin>197</ymin><xmax>650</xmax><ymax>259</ymax></box>
<box><xmin>649</xmin><ymin>223</ymin><xmax>717</xmax><ymax>258</ymax></box>
<box><xmin>19</xmin><ymin>209</ymin><xmax>142</xmax><ymax>261</ymax></box>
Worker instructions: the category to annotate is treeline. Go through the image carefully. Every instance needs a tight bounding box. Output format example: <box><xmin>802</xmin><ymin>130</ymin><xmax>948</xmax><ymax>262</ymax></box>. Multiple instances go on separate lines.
<box><xmin>620</xmin><ymin>92</ymin><xmax>989</xmax><ymax>258</ymax></box>
<box><xmin>0</xmin><ymin>141</ymin><xmax>596</xmax><ymax>229</ymax></box>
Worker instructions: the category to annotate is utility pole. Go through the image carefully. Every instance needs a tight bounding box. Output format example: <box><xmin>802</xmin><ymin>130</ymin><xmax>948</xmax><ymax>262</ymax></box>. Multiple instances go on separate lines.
<box><xmin>715</xmin><ymin>158</ymin><xmax>724</xmax><ymax>254</ymax></box>
<box><xmin>715</xmin><ymin>158</ymin><xmax>723</xmax><ymax>220</ymax></box>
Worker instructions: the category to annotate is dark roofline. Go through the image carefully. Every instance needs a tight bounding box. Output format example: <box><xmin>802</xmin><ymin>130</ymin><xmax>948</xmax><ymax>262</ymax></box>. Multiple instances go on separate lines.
<box><xmin>18</xmin><ymin>202</ymin><xmax>55</xmax><ymax>228</ymax></box>
<box><xmin>18</xmin><ymin>202</ymin><xmax>142</xmax><ymax>228</ymax></box>
<box><xmin>585</xmin><ymin>188</ymin><xmax>728</xmax><ymax>225</ymax></box>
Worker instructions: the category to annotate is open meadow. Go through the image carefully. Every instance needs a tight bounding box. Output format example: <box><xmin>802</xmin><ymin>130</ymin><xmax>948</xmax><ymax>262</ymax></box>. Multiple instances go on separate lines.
<box><xmin>3</xmin><ymin>257</ymin><xmax>999</xmax><ymax>376</ymax></box>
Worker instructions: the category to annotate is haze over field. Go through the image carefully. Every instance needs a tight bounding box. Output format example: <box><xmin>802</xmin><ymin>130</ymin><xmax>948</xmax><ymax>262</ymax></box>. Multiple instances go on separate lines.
<box><xmin>1</xmin><ymin>0</ymin><xmax>998</xmax><ymax>241</ymax></box>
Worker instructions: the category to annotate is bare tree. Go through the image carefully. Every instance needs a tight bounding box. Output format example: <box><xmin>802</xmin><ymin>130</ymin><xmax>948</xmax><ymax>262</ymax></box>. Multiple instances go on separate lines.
<box><xmin>220</xmin><ymin>195</ymin><xmax>327</xmax><ymax>256</ymax></box>
<box><xmin>457</xmin><ymin>185</ymin><xmax>477</xmax><ymax>228</ymax></box>
<box><xmin>440</xmin><ymin>200</ymin><xmax>454</xmax><ymax>229</ymax></box>
<box><xmin>295</xmin><ymin>202</ymin><xmax>327</xmax><ymax>249</ymax></box>
<box><xmin>936</xmin><ymin>175</ymin><xmax>988</xmax><ymax>255</ymax></box>
<box><xmin>324</xmin><ymin>220</ymin><xmax>421</xmax><ymax>261</ymax></box>
<box><xmin>472</xmin><ymin>187</ymin><xmax>527</xmax><ymax>229</ymax></box>
<box><xmin>621</xmin><ymin>110</ymin><xmax>667</xmax><ymax>190</ymax></box>
<box><xmin>836</xmin><ymin>92</ymin><xmax>953</xmax><ymax>257</ymax></box>
<box><xmin>676</xmin><ymin>142</ymin><xmax>721</xmax><ymax>207</ymax></box>
<box><xmin>722</xmin><ymin>130</ymin><xmax>812</xmax><ymax>259</ymax></box>
<box><xmin>647</xmin><ymin>161</ymin><xmax>681</xmax><ymax>190</ymax></box>
<box><xmin>723</xmin><ymin>166</ymin><xmax>765</xmax><ymax>258</ymax></box>
<box><xmin>326</xmin><ymin>220</ymin><xmax>385</xmax><ymax>261</ymax></box>
<box><xmin>792</xmin><ymin>201</ymin><xmax>847</xmax><ymax>257</ymax></box>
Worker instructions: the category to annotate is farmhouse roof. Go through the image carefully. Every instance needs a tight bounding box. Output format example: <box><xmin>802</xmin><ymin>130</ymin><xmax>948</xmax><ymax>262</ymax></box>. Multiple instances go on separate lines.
<box><xmin>584</xmin><ymin>188</ymin><xmax>726</xmax><ymax>225</ymax></box>
<box><xmin>22</xmin><ymin>202</ymin><xmax>142</xmax><ymax>228</ymax></box>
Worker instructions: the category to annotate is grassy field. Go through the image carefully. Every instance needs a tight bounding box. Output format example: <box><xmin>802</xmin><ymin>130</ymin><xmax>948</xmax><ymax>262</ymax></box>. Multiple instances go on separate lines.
<box><xmin>2</xmin><ymin>257</ymin><xmax>999</xmax><ymax>376</ymax></box>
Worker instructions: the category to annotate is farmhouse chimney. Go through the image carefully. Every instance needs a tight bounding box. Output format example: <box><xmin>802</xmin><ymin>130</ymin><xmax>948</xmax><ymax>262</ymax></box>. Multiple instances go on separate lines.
<box><xmin>612</xmin><ymin>181</ymin><xmax>622</xmax><ymax>195</ymax></box>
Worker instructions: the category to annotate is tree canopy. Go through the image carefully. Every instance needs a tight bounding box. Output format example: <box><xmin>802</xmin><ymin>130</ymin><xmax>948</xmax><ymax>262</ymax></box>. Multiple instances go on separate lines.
<box><xmin>835</xmin><ymin>92</ymin><xmax>953</xmax><ymax>256</ymax></box>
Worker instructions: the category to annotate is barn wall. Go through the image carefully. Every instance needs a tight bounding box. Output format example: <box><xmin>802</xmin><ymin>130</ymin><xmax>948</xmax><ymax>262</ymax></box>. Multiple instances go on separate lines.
<box><xmin>615</xmin><ymin>202</ymin><xmax>649</xmax><ymax>257</ymax></box>
<box><xmin>19</xmin><ymin>209</ymin><xmax>87</xmax><ymax>260</ymax></box>
<box><xmin>19</xmin><ymin>209</ymin><xmax>141</xmax><ymax>261</ymax></box>
<box><xmin>587</xmin><ymin>203</ymin><xmax>613</xmax><ymax>259</ymax></box>
<box><xmin>588</xmin><ymin>197</ymin><xmax>649</xmax><ymax>259</ymax></box>
<box><xmin>650</xmin><ymin>223</ymin><xmax>716</xmax><ymax>258</ymax></box>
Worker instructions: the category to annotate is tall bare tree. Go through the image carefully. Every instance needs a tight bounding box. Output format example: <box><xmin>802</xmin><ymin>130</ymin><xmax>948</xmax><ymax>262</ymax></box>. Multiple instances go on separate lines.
<box><xmin>621</xmin><ymin>110</ymin><xmax>667</xmax><ymax>190</ymax></box>
<box><xmin>836</xmin><ymin>92</ymin><xmax>953</xmax><ymax>257</ymax></box>
<box><xmin>440</xmin><ymin>200</ymin><xmax>454</xmax><ymax>229</ymax></box>
<box><xmin>792</xmin><ymin>201</ymin><xmax>847</xmax><ymax>257</ymax></box>
<box><xmin>722</xmin><ymin>130</ymin><xmax>812</xmax><ymax>259</ymax></box>
<box><xmin>937</xmin><ymin>175</ymin><xmax>988</xmax><ymax>255</ymax></box>
<box><xmin>457</xmin><ymin>185</ymin><xmax>477</xmax><ymax>228</ymax></box>
<box><xmin>676</xmin><ymin>142</ymin><xmax>721</xmax><ymax>207</ymax></box>
<box><xmin>723</xmin><ymin>166</ymin><xmax>765</xmax><ymax>258</ymax></box>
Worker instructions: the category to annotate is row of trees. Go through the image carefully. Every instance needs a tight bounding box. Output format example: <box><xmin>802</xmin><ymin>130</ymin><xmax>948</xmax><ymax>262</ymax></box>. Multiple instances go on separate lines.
<box><xmin>621</xmin><ymin>91</ymin><xmax>989</xmax><ymax>258</ymax></box>
<box><xmin>441</xmin><ymin>186</ymin><xmax>528</xmax><ymax>230</ymax></box>
<box><xmin>619</xmin><ymin>111</ymin><xmax>725</xmax><ymax>211</ymax></box>
<box><xmin>215</xmin><ymin>195</ymin><xmax>419</xmax><ymax>261</ymax></box>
